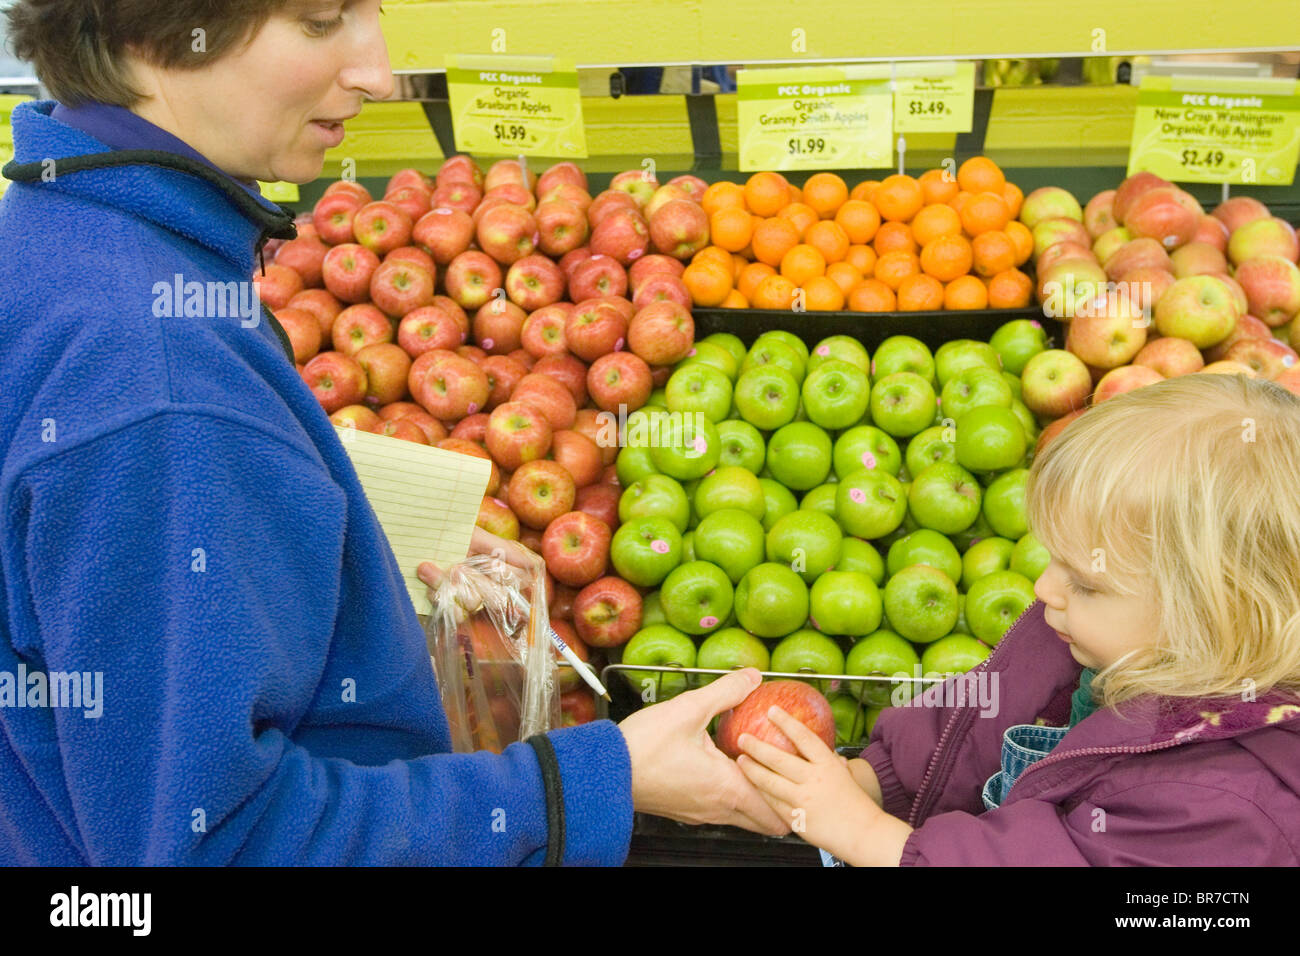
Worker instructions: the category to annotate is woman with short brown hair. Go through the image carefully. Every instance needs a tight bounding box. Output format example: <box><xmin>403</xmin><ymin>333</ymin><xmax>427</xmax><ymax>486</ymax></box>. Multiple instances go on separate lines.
<box><xmin>0</xmin><ymin>0</ymin><xmax>784</xmax><ymax>866</ymax></box>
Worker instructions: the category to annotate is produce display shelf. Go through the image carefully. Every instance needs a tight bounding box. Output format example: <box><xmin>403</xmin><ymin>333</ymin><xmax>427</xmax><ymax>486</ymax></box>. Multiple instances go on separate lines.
<box><xmin>690</xmin><ymin>306</ymin><xmax>1064</xmax><ymax>350</ymax></box>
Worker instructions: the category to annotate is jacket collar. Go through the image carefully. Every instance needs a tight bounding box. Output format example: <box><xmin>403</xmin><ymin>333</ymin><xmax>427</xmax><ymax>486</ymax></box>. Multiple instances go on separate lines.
<box><xmin>2</xmin><ymin>101</ymin><xmax>295</xmax><ymax>275</ymax></box>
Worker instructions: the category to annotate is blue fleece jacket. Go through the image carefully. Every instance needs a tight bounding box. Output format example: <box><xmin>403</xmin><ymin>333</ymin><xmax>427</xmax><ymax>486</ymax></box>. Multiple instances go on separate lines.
<box><xmin>0</xmin><ymin>101</ymin><xmax>634</xmax><ymax>865</ymax></box>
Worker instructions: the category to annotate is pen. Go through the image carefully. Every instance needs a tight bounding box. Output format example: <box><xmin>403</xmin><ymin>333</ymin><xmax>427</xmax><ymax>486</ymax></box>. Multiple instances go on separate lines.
<box><xmin>549</xmin><ymin>624</ymin><xmax>611</xmax><ymax>702</ymax></box>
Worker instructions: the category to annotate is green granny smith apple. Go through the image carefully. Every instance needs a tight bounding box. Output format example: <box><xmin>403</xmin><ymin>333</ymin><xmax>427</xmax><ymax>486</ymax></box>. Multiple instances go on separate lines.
<box><xmin>679</xmin><ymin>340</ymin><xmax>740</xmax><ymax>381</ymax></box>
<box><xmin>989</xmin><ymin>318</ymin><xmax>1049</xmax><ymax>376</ymax></box>
<box><xmin>838</xmin><ymin>537</ymin><xmax>886</xmax><ymax>585</ymax></box>
<box><xmin>610</xmin><ymin>516</ymin><xmax>683</xmax><ymax>587</ymax></box>
<box><xmin>883</xmin><ymin>563</ymin><xmax>960</xmax><ymax>644</ymax></box>
<box><xmin>659</xmin><ymin>560</ymin><xmax>734</xmax><ymax>636</ymax></box>
<box><xmin>869</xmin><ymin>372</ymin><xmax>937</xmax><ymax>438</ymax></box>
<box><xmin>621</xmin><ymin>625</ymin><xmax>697</xmax><ymax>700</ymax></box>
<box><xmin>846</xmin><ymin>630</ymin><xmax>921</xmax><ymax>706</ymax></box>
<box><xmin>1011</xmin><ymin>531</ymin><xmax>1051</xmax><ymax>581</ymax></box>
<box><xmin>829</xmin><ymin>692</ymin><xmax>868</xmax><ymax>746</ymax></box>
<box><xmin>619</xmin><ymin>473</ymin><xmax>690</xmax><ymax>532</ymax></box>
<box><xmin>955</xmin><ymin>406</ymin><xmax>1027</xmax><ymax>473</ymax></box>
<box><xmin>766</xmin><ymin>509</ymin><xmax>842</xmax><ymax>584</ymax></box>
<box><xmin>695</xmin><ymin>627</ymin><xmax>770</xmax><ymax>684</ymax></box>
<box><xmin>766</xmin><ymin>421</ymin><xmax>833</xmax><ymax>491</ymax></box>
<box><xmin>801</xmin><ymin>483</ymin><xmax>839</xmax><ymax>519</ymax></box>
<box><xmin>904</xmin><ymin>424</ymin><xmax>957</xmax><ymax>477</ymax></box>
<box><xmin>934</xmin><ymin>339</ymin><xmax>1002</xmax><ymax>387</ymax></box>
<box><xmin>742</xmin><ymin>338</ymin><xmax>805</xmax><ymax>382</ymax></box>
<box><xmin>694</xmin><ymin>465</ymin><xmax>765</xmax><ymax>521</ymax></box>
<box><xmin>960</xmin><ymin>536</ymin><xmax>1016</xmax><ymax>590</ymax></box>
<box><xmin>965</xmin><ymin>570</ymin><xmax>1036</xmax><ymax>645</ymax></box>
<box><xmin>908</xmin><ymin>461</ymin><xmax>983</xmax><ymax>534</ymax></box>
<box><xmin>939</xmin><ymin>366</ymin><xmax>1014</xmax><ymax>422</ymax></box>
<box><xmin>808</xmin><ymin>335</ymin><xmax>871</xmax><ymax>374</ymax></box>
<box><xmin>754</xmin><ymin>329</ymin><xmax>810</xmax><ymax>364</ymax></box>
<box><xmin>983</xmin><ymin>468</ymin><xmax>1030</xmax><ymax>539</ymax></box>
<box><xmin>703</xmin><ymin>332</ymin><xmax>747</xmax><ymax>367</ymax></box>
<box><xmin>693</xmin><ymin>508</ymin><xmax>767</xmax><ymax>584</ymax></box>
<box><xmin>758</xmin><ymin>478</ymin><xmax>798</xmax><ymax>532</ymax></box>
<box><xmin>616</xmin><ymin>442</ymin><xmax>658</xmax><ymax>487</ymax></box>
<box><xmin>887</xmin><ymin>528</ymin><xmax>963</xmax><ymax>584</ymax></box>
<box><xmin>810</xmin><ymin>570</ymin><xmax>882</xmax><ymax>637</ymax></box>
<box><xmin>732</xmin><ymin>365</ymin><xmax>801</xmax><ymax>431</ymax></box>
<box><xmin>834</xmin><ymin>425</ymin><xmax>902</xmax><ymax>479</ymax></box>
<box><xmin>921</xmin><ymin>633</ymin><xmax>991</xmax><ymax>677</ymax></box>
<box><xmin>734</xmin><ymin>562</ymin><xmax>810</xmax><ymax>637</ymax></box>
<box><xmin>649</xmin><ymin>412</ymin><xmax>721</xmax><ymax>481</ymax></box>
<box><xmin>835</xmin><ymin>469</ymin><xmax>908</xmax><ymax>539</ymax></box>
<box><xmin>770</xmin><ymin>628</ymin><xmax>845</xmax><ymax>692</ymax></box>
<box><xmin>801</xmin><ymin>358</ymin><xmax>870</xmax><ymax>430</ymax></box>
<box><xmin>871</xmin><ymin>335</ymin><xmax>935</xmax><ymax>384</ymax></box>
<box><xmin>715</xmin><ymin>419</ymin><xmax>766</xmax><ymax>474</ymax></box>
<box><xmin>666</xmin><ymin>363</ymin><xmax>733</xmax><ymax>424</ymax></box>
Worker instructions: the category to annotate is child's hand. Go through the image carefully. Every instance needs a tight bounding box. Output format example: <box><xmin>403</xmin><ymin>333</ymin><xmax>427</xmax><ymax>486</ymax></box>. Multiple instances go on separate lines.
<box><xmin>737</xmin><ymin>706</ymin><xmax>912</xmax><ymax>866</ymax></box>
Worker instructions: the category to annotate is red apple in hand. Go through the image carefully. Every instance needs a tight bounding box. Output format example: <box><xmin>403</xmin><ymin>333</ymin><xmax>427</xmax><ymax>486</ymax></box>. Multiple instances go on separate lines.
<box><xmin>509</xmin><ymin>460</ymin><xmax>577</xmax><ymax>530</ymax></box>
<box><xmin>715</xmin><ymin>680</ymin><xmax>836</xmax><ymax>759</ymax></box>
<box><xmin>572</xmin><ymin>575</ymin><xmax>641</xmax><ymax>647</ymax></box>
<box><xmin>303</xmin><ymin>351</ymin><xmax>367</xmax><ymax>413</ymax></box>
<box><xmin>542</xmin><ymin>510</ymin><xmax>612</xmax><ymax>588</ymax></box>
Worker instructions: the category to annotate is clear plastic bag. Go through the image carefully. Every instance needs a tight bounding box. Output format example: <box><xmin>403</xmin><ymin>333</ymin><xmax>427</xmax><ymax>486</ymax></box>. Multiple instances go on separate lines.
<box><xmin>425</xmin><ymin>553</ymin><xmax>559</xmax><ymax>753</ymax></box>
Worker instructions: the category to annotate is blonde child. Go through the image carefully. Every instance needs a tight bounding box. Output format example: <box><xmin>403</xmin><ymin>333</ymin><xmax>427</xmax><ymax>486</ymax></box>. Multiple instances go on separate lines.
<box><xmin>737</xmin><ymin>374</ymin><xmax>1300</xmax><ymax>865</ymax></box>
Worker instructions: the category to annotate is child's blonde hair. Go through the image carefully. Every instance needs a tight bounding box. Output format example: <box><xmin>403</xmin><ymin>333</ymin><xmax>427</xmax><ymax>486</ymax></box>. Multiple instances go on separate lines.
<box><xmin>1026</xmin><ymin>374</ymin><xmax>1300</xmax><ymax>708</ymax></box>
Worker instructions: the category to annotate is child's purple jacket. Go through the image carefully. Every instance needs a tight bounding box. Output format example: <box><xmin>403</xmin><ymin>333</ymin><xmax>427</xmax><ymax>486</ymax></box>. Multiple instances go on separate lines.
<box><xmin>862</xmin><ymin>600</ymin><xmax>1300</xmax><ymax>865</ymax></box>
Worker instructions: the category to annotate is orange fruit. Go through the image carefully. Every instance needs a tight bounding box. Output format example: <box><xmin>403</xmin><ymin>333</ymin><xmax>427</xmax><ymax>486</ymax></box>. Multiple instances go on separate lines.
<box><xmin>702</xmin><ymin>181</ymin><xmax>746</xmax><ymax>218</ymax></box>
<box><xmin>780</xmin><ymin>243</ymin><xmax>827</xmax><ymax>285</ymax></box>
<box><xmin>745</xmin><ymin>171</ymin><xmax>790</xmax><ymax>217</ymax></box>
<box><xmin>1004</xmin><ymin>220</ymin><xmax>1034</xmax><ymax>266</ymax></box>
<box><xmin>1001</xmin><ymin>181</ymin><xmax>1024</xmax><ymax>220</ymax></box>
<box><xmin>873</xmin><ymin>251</ymin><xmax>921</xmax><ymax>291</ymax></box>
<box><xmin>944</xmin><ymin>274</ymin><xmax>989</xmax><ymax>310</ymax></box>
<box><xmin>850</xmin><ymin>180</ymin><xmax>881</xmax><ymax>203</ymax></box>
<box><xmin>732</xmin><ymin>253</ymin><xmax>749</xmax><ymax>279</ymax></box>
<box><xmin>873</xmin><ymin>174</ymin><xmax>925</xmax><ymax>223</ymax></box>
<box><xmin>918</xmin><ymin>168</ymin><xmax>960</xmax><ymax>205</ymax></box>
<box><xmin>896</xmin><ymin>274</ymin><xmax>945</xmax><ymax>311</ymax></box>
<box><xmin>777</xmin><ymin>202</ymin><xmax>819</xmax><ymax>238</ymax></box>
<box><xmin>738</xmin><ymin>261</ymin><xmax>776</xmax><ymax>301</ymax></box>
<box><xmin>910</xmin><ymin>203</ymin><xmax>964</xmax><ymax>247</ymax></box>
<box><xmin>709</xmin><ymin>207</ymin><xmax>754</xmax><ymax>253</ymax></box>
<box><xmin>844</xmin><ymin>244</ymin><xmax>878</xmax><ymax>275</ymax></box>
<box><xmin>804</xmin><ymin>220</ymin><xmax>851</xmax><ymax>264</ymax></box>
<box><xmin>750</xmin><ymin>217</ymin><xmax>801</xmax><ymax>268</ymax></box>
<box><xmin>803</xmin><ymin>173</ymin><xmax>849</xmax><ymax>219</ymax></box>
<box><xmin>682</xmin><ymin>262</ymin><xmax>733</xmax><ymax>307</ymax></box>
<box><xmin>826</xmin><ymin>261</ymin><xmax>864</xmax><ymax>297</ymax></box>
<box><xmin>752</xmin><ymin>274</ymin><xmax>799</xmax><ymax>310</ymax></box>
<box><xmin>721</xmin><ymin>288</ymin><xmax>749</xmax><ymax>309</ymax></box>
<box><xmin>919</xmin><ymin>234</ymin><xmax>973</xmax><ymax>282</ymax></box>
<box><xmin>834</xmin><ymin>200</ymin><xmax>881</xmax><ymax>245</ymax></box>
<box><xmin>957</xmin><ymin>156</ymin><xmax>1006</xmax><ymax>196</ymax></box>
<box><xmin>692</xmin><ymin>245</ymin><xmax>735</xmax><ymax>270</ymax></box>
<box><xmin>847</xmin><ymin>278</ymin><xmax>897</xmax><ymax>312</ymax></box>
<box><xmin>987</xmin><ymin>267</ymin><xmax>1033</xmax><ymax>309</ymax></box>
<box><xmin>971</xmin><ymin>230</ymin><xmax>1017</xmax><ymax>278</ymax></box>
<box><xmin>949</xmin><ymin>190</ymin><xmax>973</xmax><ymax>216</ymax></box>
<box><xmin>959</xmin><ymin>191</ymin><xmax>1012</xmax><ymax>236</ymax></box>
<box><xmin>787</xmin><ymin>183</ymin><xmax>803</xmax><ymax>204</ymax></box>
<box><xmin>802</xmin><ymin>276</ymin><xmax>846</xmax><ymax>311</ymax></box>
<box><xmin>873</xmin><ymin>220</ymin><xmax>918</xmax><ymax>257</ymax></box>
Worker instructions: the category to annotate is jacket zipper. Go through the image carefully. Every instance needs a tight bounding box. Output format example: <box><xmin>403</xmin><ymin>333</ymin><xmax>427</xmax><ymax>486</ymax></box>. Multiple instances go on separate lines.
<box><xmin>1006</xmin><ymin>736</ymin><xmax>1186</xmax><ymax>800</ymax></box>
<box><xmin>907</xmin><ymin>601</ymin><xmax>1042</xmax><ymax>827</ymax></box>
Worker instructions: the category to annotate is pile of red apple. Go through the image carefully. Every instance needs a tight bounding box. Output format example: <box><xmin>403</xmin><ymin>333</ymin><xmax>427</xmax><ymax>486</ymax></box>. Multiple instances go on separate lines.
<box><xmin>252</xmin><ymin>156</ymin><xmax>721</xmax><ymax>726</ymax></box>
<box><xmin>1023</xmin><ymin>172</ymin><xmax>1300</xmax><ymax>405</ymax></box>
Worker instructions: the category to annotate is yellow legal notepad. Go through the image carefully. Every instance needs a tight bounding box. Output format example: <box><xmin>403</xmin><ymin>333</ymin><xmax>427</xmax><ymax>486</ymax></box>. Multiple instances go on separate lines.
<box><xmin>334</xmin><ymin>425</ymin><xmax>492</xmax><ymax>615</ymax></box>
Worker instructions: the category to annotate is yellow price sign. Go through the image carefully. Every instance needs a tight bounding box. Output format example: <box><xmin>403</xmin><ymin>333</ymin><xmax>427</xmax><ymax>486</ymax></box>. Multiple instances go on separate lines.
<box><xmin>1128</xmin><ymin>75</ymin><xmax>1300</xmax><ymax>186</ymax></box>
<box><xmin>0</xmin><ymin>94</ymin><xmax>33</xmax><ymax>196</ymax></box>
<box><xmin>446</xmin><ymin>55</ymin><xmax>587</xmax><ymax>158</ymax></box>
<box><xmin>893</xmin><ymin>62</ymin><xmax>976</xmax><ymax>133</ymax></box>
<box><xmin>736</xmin><ymin>67</ymin><xmax>893</xmax><ymax>172</ymax></box>
<box><xmin>258</xmin><ymin>181</ymin><xmax>301</xmax><ymax>203</ymax></box>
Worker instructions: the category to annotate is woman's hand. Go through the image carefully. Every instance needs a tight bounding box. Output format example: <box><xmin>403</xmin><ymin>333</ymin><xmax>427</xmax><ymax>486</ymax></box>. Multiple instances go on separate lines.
<box><xmin>618</xmin><ymin>669</ymin><xmax>790</xmax><ymax>837</ymax></box>
<box><xmin>417</xmin><ymin>526</ymin><xmax>543</xmax><ymax>593</ymax></box>
<box><xmin>737</xmin><ymin>706</ymin><xmax>911</xmax><ymax>865</ymax></box>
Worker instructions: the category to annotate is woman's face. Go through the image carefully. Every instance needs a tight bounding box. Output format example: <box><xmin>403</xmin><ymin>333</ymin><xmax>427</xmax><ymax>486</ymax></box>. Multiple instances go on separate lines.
<box><xmin>130</xmin><ymin>1</ymin><xmax>393</xmax><ymax>183</ymax></box>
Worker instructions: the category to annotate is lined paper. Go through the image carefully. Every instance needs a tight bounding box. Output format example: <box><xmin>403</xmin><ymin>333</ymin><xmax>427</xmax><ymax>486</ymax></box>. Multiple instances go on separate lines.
<box><xmin>335</xmin><ymin>425</ymin><xmax>492</xmax><ymax>614</ymax></box>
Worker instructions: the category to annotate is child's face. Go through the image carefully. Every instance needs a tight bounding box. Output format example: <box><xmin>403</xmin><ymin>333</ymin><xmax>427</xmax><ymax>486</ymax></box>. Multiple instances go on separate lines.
<box><xmin>1033</xmin><ymin>555</ymin><xmax>1158</xmax><ymax>670</ymax></box>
